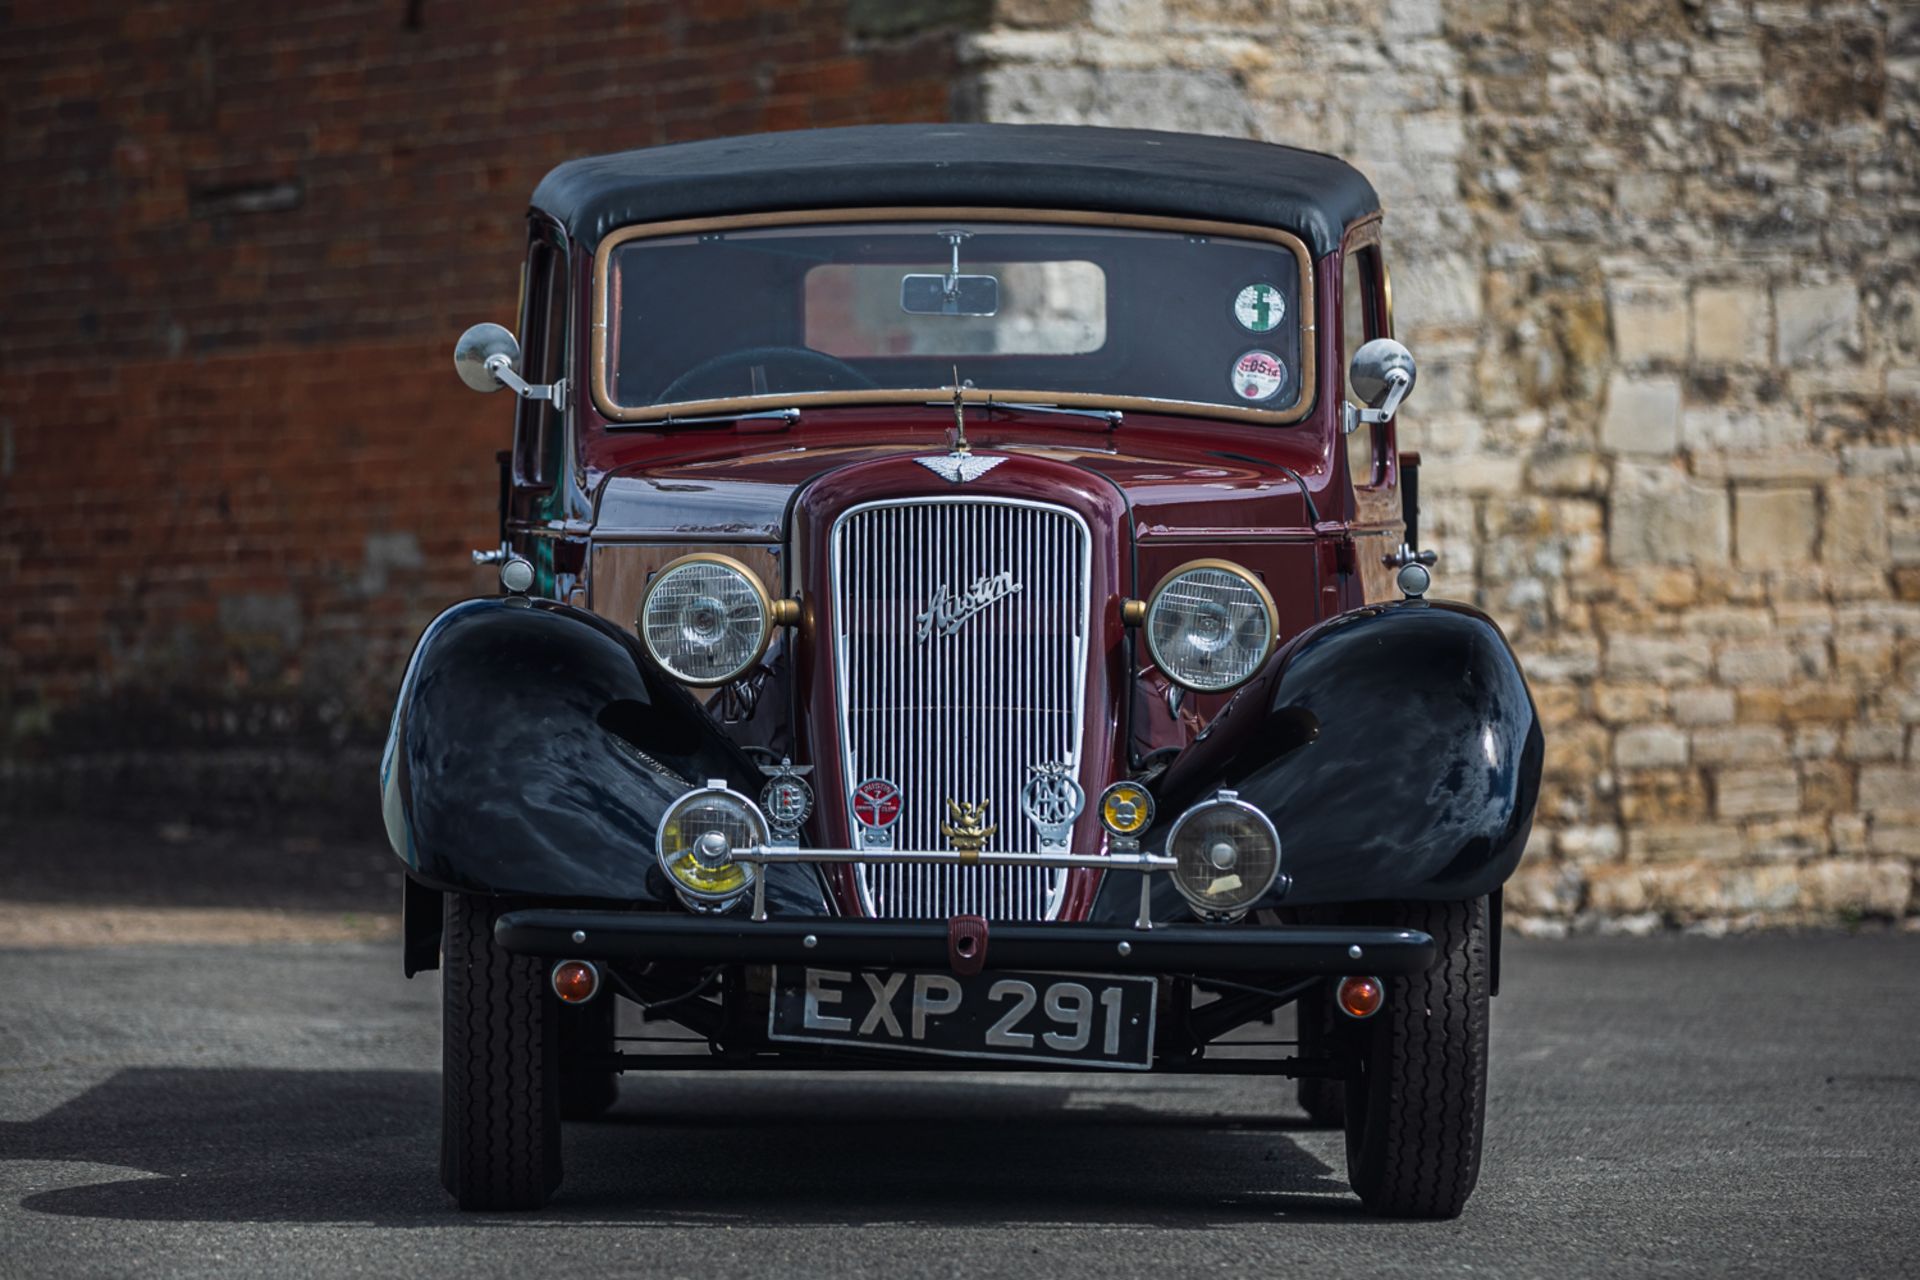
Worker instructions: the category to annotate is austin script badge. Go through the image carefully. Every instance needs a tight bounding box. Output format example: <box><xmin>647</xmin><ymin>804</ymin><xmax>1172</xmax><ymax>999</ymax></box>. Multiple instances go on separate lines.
<box><xmin>915</xmin><ymin>570</ymin><xmax>1022</xmax><ymax>642</ymax></box>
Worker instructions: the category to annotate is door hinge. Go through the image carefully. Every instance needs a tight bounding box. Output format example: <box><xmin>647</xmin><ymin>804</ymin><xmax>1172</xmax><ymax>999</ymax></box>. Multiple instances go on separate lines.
<box><xmin>1334</xmin><ymin>537</ymin><xmax>1358</xmax><ymax>578</ymax></box>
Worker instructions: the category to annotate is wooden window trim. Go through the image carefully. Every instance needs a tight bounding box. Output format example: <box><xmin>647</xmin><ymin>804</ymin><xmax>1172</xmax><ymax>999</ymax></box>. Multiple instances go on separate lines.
<box><xmin>588</xmin><ymin>207</ymin><xmax>1319</xmax><ymax>428</ymax></box>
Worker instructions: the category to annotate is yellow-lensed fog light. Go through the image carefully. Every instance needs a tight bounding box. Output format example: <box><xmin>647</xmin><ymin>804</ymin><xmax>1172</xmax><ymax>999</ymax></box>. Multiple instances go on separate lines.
<box><xmin>657</xmin><ymin>782</ymin><xmax>767</xmax><ymax>910</ymax></box>
<box><xmin>1099</xmin><ymin>781</ymin><xmax>1156</xmax><ymax>837</ymax></box>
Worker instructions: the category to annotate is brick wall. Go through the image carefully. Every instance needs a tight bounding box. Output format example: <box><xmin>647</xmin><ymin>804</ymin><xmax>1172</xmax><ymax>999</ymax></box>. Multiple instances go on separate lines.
<box><xmin>7</xmin><ymin>2</ymin><xmax>1916</xmax><ymax>929</ymax></box>
<box><xmin>0</xmin><ymin>1</ymin><xmax>961</xmax><ymax>832</ymax></box>
<box><xmin>968</xmin><ymin>0</ymin><xmax>1920</xmax><ymax>929</ymax></box>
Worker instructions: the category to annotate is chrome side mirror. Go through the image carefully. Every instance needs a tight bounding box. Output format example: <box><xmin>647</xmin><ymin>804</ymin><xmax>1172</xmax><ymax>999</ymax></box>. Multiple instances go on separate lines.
<box><xmin>453</xmin><ymin>322</ymin><xmax>566</xmax><ymax>403</ymax></box>
<box><xmin>1343</xmin><ymin>337</ymin><xmax>1417</xmax><ymax>433</ymax></box>
<box><xmin>454</xmin><ymin>323</ymin><xmax>520</xmax><ymax>393</ymax></box>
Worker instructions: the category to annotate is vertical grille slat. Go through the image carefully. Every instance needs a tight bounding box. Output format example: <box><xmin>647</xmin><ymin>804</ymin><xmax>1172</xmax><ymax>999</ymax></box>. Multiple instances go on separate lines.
<box><xmin>832</xmin><ymin>497</ymin><xmax>1090</xmax><ymax>921</ymax></box>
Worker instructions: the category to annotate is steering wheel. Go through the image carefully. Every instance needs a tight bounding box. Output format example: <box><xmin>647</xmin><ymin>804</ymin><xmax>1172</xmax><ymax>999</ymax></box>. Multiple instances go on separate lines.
<box><xmin>657</xmin><ymin>346</ymin><xmax>877</xmax><ymax>404</ymax></box>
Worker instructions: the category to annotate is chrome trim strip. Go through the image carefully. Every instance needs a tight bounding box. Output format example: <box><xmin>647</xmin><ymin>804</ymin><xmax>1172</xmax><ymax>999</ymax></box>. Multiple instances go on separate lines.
<box><xmin>735</xmin><ymin>846</ymin><xmax>1173</xmax><ymax>871</ymax></box>
<box><xmin>734</xmin><ymin>845</ymin><xmax>1170</xmax><ymax>929</ymax></box>
<box><xmin>829</xmin><ymin>495</ymin><xmax>1094</xmax><ymax>921</ymax></box>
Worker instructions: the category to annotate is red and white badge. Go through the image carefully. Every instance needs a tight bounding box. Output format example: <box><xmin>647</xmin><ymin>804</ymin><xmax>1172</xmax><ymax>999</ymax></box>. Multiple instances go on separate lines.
<box><xmin>851</xmin><ymin>778</ymin><xmax>903</xmax><ymax>830</ymax></box>
<box><xmin>1231</xmin><ymin>349</ymin><xmax>1287</xmax><ymax>402</ymax></box>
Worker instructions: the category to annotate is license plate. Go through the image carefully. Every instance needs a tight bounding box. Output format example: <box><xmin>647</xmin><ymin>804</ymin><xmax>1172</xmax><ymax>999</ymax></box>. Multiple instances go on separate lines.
<box><xmin>768</xmin><ymin>966</ymin><xmax>1157</xmax><ymax>1070</ymax></box>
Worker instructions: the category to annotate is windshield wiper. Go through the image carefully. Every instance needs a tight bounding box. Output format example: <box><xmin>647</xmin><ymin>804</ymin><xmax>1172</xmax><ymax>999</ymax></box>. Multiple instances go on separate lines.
<box><xmin>992</xmin><ymin>400</ymin><xmax>1123</xmax><ymax>426</ymax></box>
<box><xmin>606</xmin><ymin>406</ymin><xmax>802</xmax><ymax>431</ymax></box>
<box><xmin>921</xmin><ymin>397</ymin><xmax>1123</xmax><ymax>427</ymax></box>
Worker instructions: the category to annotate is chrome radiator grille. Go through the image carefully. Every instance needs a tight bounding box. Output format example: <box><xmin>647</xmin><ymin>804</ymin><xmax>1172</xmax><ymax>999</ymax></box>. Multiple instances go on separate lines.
<box><xmin>831</xmin><ymin>496</ymin><xmax>1091</xmax><ymax>920</ymax></box>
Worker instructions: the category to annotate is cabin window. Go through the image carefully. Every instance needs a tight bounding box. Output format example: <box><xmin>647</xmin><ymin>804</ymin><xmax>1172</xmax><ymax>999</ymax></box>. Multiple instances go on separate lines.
<box><xmin>1342</xmin><ymin>236</ymin><xmax>1389</xmax><ymax>489</ymax></box>
<box><xmin>804</xmin><ymin>260</ymin><xmax>1108</xmax><ymax>357</ymax></box>
<box><xmin>514</xmin><ymin>236</ymin><xmax>567</xmax><ymax>487</ymax></box>
<box><xmin>600</xmin><ymin>217</ymin><xmax>1311</xmax><ymax>423</ymax></box>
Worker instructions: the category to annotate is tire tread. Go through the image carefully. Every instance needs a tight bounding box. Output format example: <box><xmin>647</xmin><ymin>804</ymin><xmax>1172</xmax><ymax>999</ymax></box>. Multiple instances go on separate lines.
<box><xmin>440</xmin><ymin>893</ymin><xmax>560</xmax><ymax>1210</ymax></box>
<box><xmin>1344</xmin><ymin>897</ymin><xmax>1489</xmax><ymax>1218</ymax></box>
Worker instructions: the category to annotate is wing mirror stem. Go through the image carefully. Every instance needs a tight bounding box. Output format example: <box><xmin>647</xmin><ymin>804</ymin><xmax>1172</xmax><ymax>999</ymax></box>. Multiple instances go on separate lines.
<box><xmin>484</xmin><ymin>354</ymin><xmax>566</xmax><ymax>403</ymax></box>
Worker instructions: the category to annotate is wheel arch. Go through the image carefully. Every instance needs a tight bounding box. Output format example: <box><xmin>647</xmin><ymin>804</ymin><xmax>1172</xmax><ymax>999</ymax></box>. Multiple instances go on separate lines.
<box><xmin>1154</xmin><ymin>599</ymin><xmax>1543</xmax><ymax>908</ymax></box>
<box><xmin>380</xmin><ymin>597</ymin><xmax>759</xmax><ymax>902</ymax></box>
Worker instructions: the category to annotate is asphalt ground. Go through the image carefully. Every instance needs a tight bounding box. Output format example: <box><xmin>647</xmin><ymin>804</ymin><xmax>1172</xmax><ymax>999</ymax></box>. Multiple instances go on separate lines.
<box><xmin>0</xmin><ymin>816</ymin><xmax>403</xmax><ymax>914</ymax></box>
<box><xmin>2</xmin><ymin>924</ymin><xmax>1916</xmax><ymax>1278</ymax></box>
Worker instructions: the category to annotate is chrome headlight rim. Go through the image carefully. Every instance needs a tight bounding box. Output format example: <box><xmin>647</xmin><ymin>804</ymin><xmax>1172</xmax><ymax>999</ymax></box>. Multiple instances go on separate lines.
<box><xmin>1143</xmin><ymin>558</ymin><xmax>1279</xmax><ymax>694</ymax></box>
<box><xmin>654</xmin><ymin>780</ymin><xmax>768</xmax><ymax>910</ymax></box>
<box><xmin>637</xmin><ymin>552</ymin><xmax>775</xmax><ymax>687</ymax></box>
<box><xmin>1165</xmin><ymin>790</ymin><xmax>1281</xmax><ymax>917</ymax></box>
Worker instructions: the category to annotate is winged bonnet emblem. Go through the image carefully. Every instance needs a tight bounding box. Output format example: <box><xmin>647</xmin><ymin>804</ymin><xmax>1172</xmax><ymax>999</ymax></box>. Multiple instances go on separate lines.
<box><xmin>916</xmin><ymin>454</ymin><xmax>1006</xmax><ymax>484</ymax></box>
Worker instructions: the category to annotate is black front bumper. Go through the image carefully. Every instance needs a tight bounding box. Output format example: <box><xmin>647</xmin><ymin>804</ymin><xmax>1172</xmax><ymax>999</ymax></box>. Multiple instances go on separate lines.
<box><xmin>494</xmin><ymin>910</ymin><xmax>1436</xmax><ymax>975</ymax></box>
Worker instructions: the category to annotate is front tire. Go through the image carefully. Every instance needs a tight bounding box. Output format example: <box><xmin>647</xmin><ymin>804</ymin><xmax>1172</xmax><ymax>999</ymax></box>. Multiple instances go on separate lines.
<box><xmin>440</xmin><ymin>893</ymin><xmax>561</xmax><ymax>1210</ymax></box>
<box><xmin>1342</xmin><ymin>897</ymin><xmax>1491</xmax><ymax>1219</ymax></box>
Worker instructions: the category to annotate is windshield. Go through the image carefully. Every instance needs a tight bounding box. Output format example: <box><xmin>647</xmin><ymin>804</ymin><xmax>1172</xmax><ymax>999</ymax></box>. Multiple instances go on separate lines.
<box><xmin>597</xmin><ymin>217</ymin><xmax>1311</xmax><ymax>423</ymax></box>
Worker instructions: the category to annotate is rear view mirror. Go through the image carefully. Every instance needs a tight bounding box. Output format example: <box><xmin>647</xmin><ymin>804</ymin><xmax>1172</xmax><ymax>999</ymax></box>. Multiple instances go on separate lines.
<box><xmin>454</xmin><ymin>323</ymin><xmax>521</xmax><ymax>393</ymax></box>
<box><xmin>1342</xmin><ymin>337</ymin><xmax>1417</xmax><ymax>434</ymax></box>
<box><xmin>453</xmin><ymin>321</ymin><xmax>565</xmax><ymax>403</ymax></box>
<box><xmin>900</xmin><ymin>273</ymin><xmax>1000</xmax><ymax>317</ymax></box>
<box><xmin>1349</xmin><ymin>337</ymin><xmax>1417</xmax><ymax>409</ymax></box>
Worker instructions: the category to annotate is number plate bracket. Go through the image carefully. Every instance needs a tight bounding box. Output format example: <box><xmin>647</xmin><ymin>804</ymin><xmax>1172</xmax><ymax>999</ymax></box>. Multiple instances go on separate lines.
<box><xmin>948</xmin><ymin>914</ymin><xmax>988</xmax><ymax>975</ymax></box>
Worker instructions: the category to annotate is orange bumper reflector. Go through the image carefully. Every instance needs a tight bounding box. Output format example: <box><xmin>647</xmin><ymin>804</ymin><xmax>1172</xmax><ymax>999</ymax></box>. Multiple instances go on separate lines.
<box><xmin>551</xmin><ymin>959</ymin><xmax>601</xmax><ymax>1004</ymax></box>
<box><xmin>1336</xmin><ymin>974</ymin><xmax>1384</xmax><ymax>1019</ymax></box>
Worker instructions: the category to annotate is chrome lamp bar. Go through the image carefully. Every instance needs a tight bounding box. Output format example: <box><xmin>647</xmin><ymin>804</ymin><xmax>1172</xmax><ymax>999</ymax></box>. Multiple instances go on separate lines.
<box><xmin>730</xmin><ymin>845</ymin><xmax>1175</xmax><ymax>929</ymax></box>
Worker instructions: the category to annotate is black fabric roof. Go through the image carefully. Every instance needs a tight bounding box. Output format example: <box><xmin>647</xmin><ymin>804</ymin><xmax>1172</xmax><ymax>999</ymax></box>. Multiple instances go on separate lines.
<box><xmin>532</xmin><ymin>124</ymin><xmax>1379</xmax><ymax>260</ymax></box>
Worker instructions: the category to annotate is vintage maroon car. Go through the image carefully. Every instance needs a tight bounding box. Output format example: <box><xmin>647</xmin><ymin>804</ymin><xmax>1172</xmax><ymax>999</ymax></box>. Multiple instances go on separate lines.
<box><xmin>382</xmin><ymin>124</ymin><xmax>1542</xmax><ymax>1216</ymax></box>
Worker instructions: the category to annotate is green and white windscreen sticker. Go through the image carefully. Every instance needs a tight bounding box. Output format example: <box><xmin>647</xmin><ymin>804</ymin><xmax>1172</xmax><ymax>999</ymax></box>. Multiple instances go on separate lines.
<box><xmin>1233</xmin><ymin>282</ymin><xmax>1286</xmax><ymax>333</ymax></box>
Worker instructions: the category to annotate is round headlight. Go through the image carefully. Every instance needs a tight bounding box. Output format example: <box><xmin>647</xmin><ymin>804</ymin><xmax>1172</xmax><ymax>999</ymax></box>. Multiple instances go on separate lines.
<box><xmin>1143</xmin><ymin>560</ymin><xmax>1277</xmax><ymax>693</ymax></box>
<box><xmin>1166</xmin><ymin>790</ymin><xmax>1279</xmax><ymax>918</ymax></box>
<box><xmin>639</xmin><ymin>554</ymin><xmax>773</xmax><ymax>686</ymax></box>
<box><xmin>656</xmin><ymin>782</ymin><xmax>767</xmax><ymax>909</ymax></box>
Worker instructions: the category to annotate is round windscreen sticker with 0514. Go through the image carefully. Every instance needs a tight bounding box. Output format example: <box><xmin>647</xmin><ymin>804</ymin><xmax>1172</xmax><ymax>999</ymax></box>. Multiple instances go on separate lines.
<box><xmin>1230</xmin><ymin>349</ymin><xmax>1288</xmax><ymax>402</ymax></box>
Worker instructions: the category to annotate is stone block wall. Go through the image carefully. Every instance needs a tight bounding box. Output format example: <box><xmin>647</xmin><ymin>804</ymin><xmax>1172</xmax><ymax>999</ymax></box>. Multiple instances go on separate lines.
<box><xmin>967</xmin><ymin>0</ymin><xmax>1920</xmax><ymax>930</ymax></box>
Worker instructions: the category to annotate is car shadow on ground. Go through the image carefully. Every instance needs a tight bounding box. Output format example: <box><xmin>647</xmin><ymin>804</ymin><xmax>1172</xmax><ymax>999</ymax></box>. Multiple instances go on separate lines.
<box><xmin>3</xmin><ymin>1068</ymin><xmax>1373</xmax><ymax>1226</ymax></box>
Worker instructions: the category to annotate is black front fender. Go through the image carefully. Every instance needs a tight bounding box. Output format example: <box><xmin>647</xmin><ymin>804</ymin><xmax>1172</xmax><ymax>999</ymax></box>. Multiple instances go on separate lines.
<box><xmin>380</xmin><ymin>597</ymin><xmax>824</xmax><ymax>911</ymax></box>
<box><xmin>1147</xmin><ymin>599</ymin><xmax>1543</xmax><ymax>909</ymax></box>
